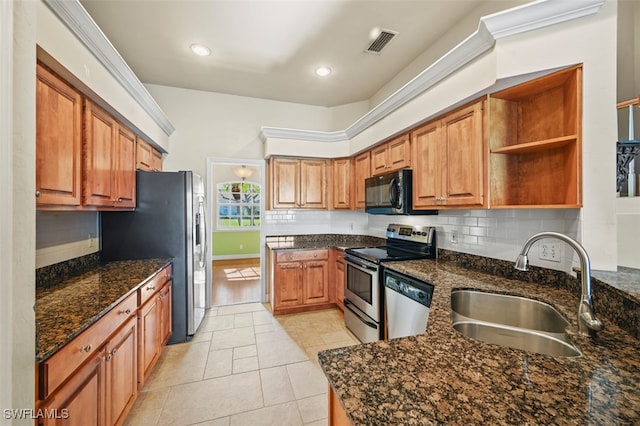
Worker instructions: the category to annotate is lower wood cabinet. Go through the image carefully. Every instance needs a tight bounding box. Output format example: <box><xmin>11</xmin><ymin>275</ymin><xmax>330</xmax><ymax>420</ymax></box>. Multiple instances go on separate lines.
<box><xmin>138</xmin><ymin>280</ymin><xmax>172</xmax><ymax>389</ymax></box>
<box><xmin>36</xmin><ymin>265</ymin><xmax>172</xmax><ymax>426</ymax></box>
<box><xmin>39</xmin><ymin>317</ymin><xmax>137</xmax><ymax>426</ymax></box>
<box><xmin>105</xmin><ymin>319</ymin><xmax>138</xmax><ymax>426</ymax></box>
<box><xmin>328</xmin><ymin>385</ymin><xmax>351</xmax><ymax>426</ymax></box>
<box><xmin>272</xmin><ymin>249</ymin><xmax>331</xmax><ymax>315</ymax></box>
<box><xmin>331</xmin><ymin>249</ymin><xmax>345</xmax><ymax>312</ymax></box>
<box><xmin>39</xmin><ymin>347</ymin><xmax>106</xmax><ymax>426</ymax></box>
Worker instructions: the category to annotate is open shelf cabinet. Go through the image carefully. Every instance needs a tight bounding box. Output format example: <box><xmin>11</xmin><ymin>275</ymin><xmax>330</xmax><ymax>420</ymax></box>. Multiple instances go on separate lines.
<box><xmin>488</xmin><ymin>65</ymin><xmax>582</xmax><ymax>208</ymax></box>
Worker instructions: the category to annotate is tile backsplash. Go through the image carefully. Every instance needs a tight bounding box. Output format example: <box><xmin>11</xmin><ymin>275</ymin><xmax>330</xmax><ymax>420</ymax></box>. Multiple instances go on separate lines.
<box><xmin>265</xmin><ymin>208</ymin><xmax>581</xmax><ymax>274</ymax></box>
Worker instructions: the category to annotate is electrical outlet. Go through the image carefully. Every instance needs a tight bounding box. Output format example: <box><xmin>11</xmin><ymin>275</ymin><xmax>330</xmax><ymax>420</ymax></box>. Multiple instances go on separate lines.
<box><xmin>88</xmin><ymin>233</ymin><xmax>96</xmax><ymax>248</ymax></box>
<box><xmin>450</xmin><ymin>230</ymin><xmax>458</xmax><ymax>244</ymax></box>
<box><xmin>239</xmin><ymin>244</ymin><xmax>244</xmax><ymax>250</ymax></box>
<box><xmin>539</xmin><ymin>242</ymin><xmax>560</xmax><ymax>262</ymax></box>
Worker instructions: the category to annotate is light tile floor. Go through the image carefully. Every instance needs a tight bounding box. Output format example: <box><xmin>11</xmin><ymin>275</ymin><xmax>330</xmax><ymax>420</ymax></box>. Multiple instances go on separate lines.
<box><xmin>125</xmin><ymin>304</ymin><xmax>359</xmax><ymax>426</ymax></box>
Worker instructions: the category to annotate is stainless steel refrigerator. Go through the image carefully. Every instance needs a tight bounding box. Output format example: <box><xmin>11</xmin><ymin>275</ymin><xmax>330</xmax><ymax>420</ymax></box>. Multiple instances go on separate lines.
<box><xmin>101</xmin><ymin>171</ymin><xmax>209</xmax><ymax>344</ymax></box>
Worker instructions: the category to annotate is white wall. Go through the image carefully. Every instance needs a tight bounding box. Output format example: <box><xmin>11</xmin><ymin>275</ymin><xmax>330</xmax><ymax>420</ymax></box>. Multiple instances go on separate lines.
<box><xmin>145</xmin><ymin>85</ymin><xmax>364</xmax><ymax>178</ymax></box>
<box><xmin>2</xmin><ymin>0</ymin><xmax>36</xmax><ymax>421</ymax></box>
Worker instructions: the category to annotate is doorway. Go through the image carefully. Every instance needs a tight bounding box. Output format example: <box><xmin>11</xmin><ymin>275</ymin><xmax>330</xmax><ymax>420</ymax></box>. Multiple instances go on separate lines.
<box><xmin>206</xmin><ymin>158</ymin><xmax>265</xmax><ymax>307</ymax></box>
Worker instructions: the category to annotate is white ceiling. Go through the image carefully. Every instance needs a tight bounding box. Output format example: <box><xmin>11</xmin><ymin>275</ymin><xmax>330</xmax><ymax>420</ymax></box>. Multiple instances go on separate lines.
<box><xmin>79</xmin><ymin>0</ymin><xmax>525</xmax><ymax>107</ymax></box>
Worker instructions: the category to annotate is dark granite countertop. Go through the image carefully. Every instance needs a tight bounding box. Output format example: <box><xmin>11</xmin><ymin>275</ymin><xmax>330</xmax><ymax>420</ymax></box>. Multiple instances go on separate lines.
<box><xmin>592</xmin><ymin>266</ymin><xmax>640</xmax><ymax>301</ymax></box>
<box><xmin>265</xmin><ymin>234</ymin><xmax>385</xmax><ymax>250</ymax></box>
<box><xmin>319</xmin><ymin>259</ymin><xmax>640</xmax><ymax>425</ymax></box>
<box><xmin>35</xmin><ymin>258</ymin><xmax>172</xmax><ymax>362</ymax></box>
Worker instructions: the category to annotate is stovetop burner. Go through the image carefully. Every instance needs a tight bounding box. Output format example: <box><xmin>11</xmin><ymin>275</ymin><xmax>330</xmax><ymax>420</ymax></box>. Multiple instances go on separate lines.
<box><xmin>346</xmin><ymin>246</ymin><xmax>430</xmax><ymax>263</ymax></box>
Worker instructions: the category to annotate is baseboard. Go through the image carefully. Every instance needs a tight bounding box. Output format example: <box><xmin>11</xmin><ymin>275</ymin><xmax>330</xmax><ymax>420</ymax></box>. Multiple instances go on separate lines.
<box><xmin>212</xmin><ymin>254</ymin><xmax>260</xmax><ymax>261</ymax></box>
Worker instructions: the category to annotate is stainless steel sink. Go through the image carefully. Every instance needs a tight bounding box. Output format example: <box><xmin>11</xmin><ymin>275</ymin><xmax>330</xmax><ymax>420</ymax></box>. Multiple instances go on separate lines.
<box><xmin>451</xmin><ymin>290</ymin><xmax>581</xmax><ymax>357</ymax></box>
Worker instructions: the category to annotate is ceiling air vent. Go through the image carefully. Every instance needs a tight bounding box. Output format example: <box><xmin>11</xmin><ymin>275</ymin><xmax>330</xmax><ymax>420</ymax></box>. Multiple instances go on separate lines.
<box><xmin>365</xmin><ymin>29</ymin><xmax>398</xmax><ymax>54</ymax></box>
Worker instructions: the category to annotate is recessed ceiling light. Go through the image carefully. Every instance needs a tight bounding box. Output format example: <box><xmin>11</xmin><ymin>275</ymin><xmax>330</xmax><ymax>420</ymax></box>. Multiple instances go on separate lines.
<box><xmin>314</xmin><ymin>66</ymin><xmax>332</xmax><ymax>77</ymax></box>
<box><xmin>190</xmin><ymin>43</ymin><xmax>211</xmax><ymax>57</ymax></box>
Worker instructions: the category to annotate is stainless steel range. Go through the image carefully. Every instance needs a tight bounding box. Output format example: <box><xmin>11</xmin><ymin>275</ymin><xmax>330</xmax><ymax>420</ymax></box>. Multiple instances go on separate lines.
<box><xmin>343</xmin><ymin>224</ymin><xmax>436</xmax><ymax>343</ymax></box>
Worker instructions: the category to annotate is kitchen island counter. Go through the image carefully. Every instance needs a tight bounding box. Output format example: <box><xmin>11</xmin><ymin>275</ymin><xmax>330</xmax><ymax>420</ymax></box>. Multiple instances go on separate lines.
<box><xmin>318</xmin><ymin>259</ymin><xmax>640</xmax><ymax>425</ymax></box>
<box><xmin>36</xmin><ymin>258</ymin><xmax>172</xmax><ymax>362</ymax></box>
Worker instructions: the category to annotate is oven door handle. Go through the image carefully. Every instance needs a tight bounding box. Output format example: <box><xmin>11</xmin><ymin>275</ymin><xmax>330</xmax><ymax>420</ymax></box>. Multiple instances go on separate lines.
<box><xmin>344</xmin><ymin>299</ymin><xmax>378</xmax><ymax>329</ymax></box>
<box><xmin>344</xmin><ymin>257</ymin><xmax>377</xmax><ymax>272</ymax></box>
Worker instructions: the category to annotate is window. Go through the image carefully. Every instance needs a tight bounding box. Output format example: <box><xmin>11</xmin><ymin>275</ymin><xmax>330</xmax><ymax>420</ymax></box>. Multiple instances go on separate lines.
<box><xmin>217</xmin><ymin>181</ymin><xmax>261</xmax><ymax>228</ymax></box>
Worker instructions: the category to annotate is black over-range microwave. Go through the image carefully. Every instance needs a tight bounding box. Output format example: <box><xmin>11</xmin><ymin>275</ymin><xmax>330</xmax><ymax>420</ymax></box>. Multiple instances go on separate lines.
<box><xmin>365</xmin><ymin>169</ymin><xmax>438</xmax><ymax>215</ymax></box>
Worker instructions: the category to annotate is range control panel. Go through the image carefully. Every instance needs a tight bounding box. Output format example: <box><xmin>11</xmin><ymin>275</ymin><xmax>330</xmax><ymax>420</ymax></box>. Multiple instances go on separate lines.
<box><xmin>386</xmin><ymin>224</ymin><xmax>436</xmax><ymax>244</ymax></box>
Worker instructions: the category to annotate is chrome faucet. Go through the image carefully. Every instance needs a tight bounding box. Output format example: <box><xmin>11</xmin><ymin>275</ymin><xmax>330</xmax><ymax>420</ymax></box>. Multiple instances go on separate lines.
<box><xmin>514</xmin><ymin>232</ymin><xmax>604</xmax><ymax>336</ymax></box>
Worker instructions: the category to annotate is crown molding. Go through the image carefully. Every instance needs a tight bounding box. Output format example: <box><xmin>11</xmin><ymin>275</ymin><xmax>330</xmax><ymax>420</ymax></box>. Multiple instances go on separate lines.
<box><xmin>260</xmin><ymin>0</ymin><xmax>604</xmax><ymax>144</ymax></box>
<box><xmin>259</xmin><ymin>127</ymin><xmax>348</xmax><ymax>144</ymax></box>
<box><xmin>42</xmin><ymin>0</ymin><xmax>175</xmax><ymax>137</ymax></box>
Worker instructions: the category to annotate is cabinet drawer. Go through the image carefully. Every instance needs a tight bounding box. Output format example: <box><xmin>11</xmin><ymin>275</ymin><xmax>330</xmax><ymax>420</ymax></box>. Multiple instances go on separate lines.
<box><xmin>40</xmin><ymin>291</ymin><xmax>137</xmax><ymax>398</ymax></box>
<box><xmin>276</xmin><ymin>249</ymin><xmax>329</xmax><ymax>263</ymax></box>
<box><xmin>139</xmin><ymin>264</ymin><xmax>172</xmax><ymax>306</ymax></box>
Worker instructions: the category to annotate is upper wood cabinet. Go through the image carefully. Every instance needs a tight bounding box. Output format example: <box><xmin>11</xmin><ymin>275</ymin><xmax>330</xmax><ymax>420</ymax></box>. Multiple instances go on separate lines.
<box><xmin>151</xmin><ymin>148</ymin><xmax>163</xmax><ymax>171</ymax></box>
<box><xmin>371</xmin><ymin>134</ymin><xmax>411</xmax><ymax>176</ymax></box>
<box><xmin>35</xmin><ymin>63</ymin><xmax>83</xmax><ymax>207</ymax></box>
<box><xmin>136</xmin><ymin>137</ymin><xmax>163</xmax><ymax>171</ymax></box>
<box><xmin>331</xmin><ymin>158</ymin><xmax>351</xmax><ymax>209</ymax></box>
<box><xmin>269</xmin><ymin>157</ymin><xmax>327</xmax><ymax>209</ymax></box>
<box><xmin>352</xmin><ymin>151</ymin><xmax>371</xmax><ymax>210</ymax></box>
<box><xmin>412</xmin><ymin>100</ymin><xmax>485</xmax><ymax>209</ymax></box>
<box><xmin>488</xmin><ymin>65</ymin><xmax>582</xmax><ymax>208</ymax></box>
<box><xmin>83</xmin><ymin>100</ymin><xmax>136</xmax><ymax>209</ymax></box>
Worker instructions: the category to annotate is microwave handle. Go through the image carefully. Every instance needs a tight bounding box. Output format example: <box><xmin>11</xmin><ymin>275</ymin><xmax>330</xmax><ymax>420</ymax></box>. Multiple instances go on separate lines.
<box><xmin>389</xmin><ymin>177</ymin><xmax>402</xmax><ymax>209</ymax></box>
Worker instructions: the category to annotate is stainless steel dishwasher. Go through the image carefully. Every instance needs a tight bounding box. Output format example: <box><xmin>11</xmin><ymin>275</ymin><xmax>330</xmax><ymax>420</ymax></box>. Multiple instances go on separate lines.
<box><xmin>384</xmin><ymin>269</ymin><xmax>435</xmax><ymax>340</ymax></box>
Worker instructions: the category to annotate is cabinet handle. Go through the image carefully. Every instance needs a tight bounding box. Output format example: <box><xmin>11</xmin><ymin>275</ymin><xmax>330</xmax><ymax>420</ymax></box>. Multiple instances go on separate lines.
<box><xmin>35</xmin><ymin>191</ymin><xmax>41</xmax><ymax>198</ymax></box>
<box><xmin>81</xmin><ymin>344</ymin><xmax>93</xmax><ymax>353</ymax></box>
<box><xmin>119</xmin><ymin>308</ymin><xmax>131</xmax><ymax>315</ymax></box>
<box><xmin>146</xmin><ymin>285</ymin><xmax>157</xmax><ymax>291</ymax></box>
<box><xmin>111</xmin><ymin>348</ymin><xmax>118</xmax><ymax>356</ymax></box>
<box><xmin>105</xmin><ymin>353</ymin><xmax>112</xmax><ymax>362</ymax></box>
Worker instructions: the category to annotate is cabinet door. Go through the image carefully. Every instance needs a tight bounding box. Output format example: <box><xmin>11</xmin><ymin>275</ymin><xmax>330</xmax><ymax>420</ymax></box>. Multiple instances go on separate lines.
<box><xmin>84</xmin><ymin>100</ymin><xmax>116</xmax><ymax>207</ymax></box>
<box><xmin>302</xmin><ymin>259</ymin><xmax>329</xmax><ymax>305</ymax></box>
<box><xmin>331</xmin><ymin>158</ymin><xmax>351</xmax><ymax>209</ymax></box>
<box><xmin>271</xmin><ymin>158</ymin><xmax>299</xmax><ymax>209</ymax></box>
<box><xmin>136</xmin><ymin>138</ymin><xmax>152</xmax><ymax>171</ymax></box>
<box><xmin>35</xmin><ymin>64</ymin><xmax>83</xmax><ymax>207</ymax></box>
<box><xmin>299</xmin><ymin>159</ymin><xmax>327</xmax><ymax>209</ymax></box>
<box><xmin>114</xmin><ymin>124</ymin><xmax>136</xmax><ymax>208</ymax></box>
<box><xmin>442</xmin><ymin>101</ymin><xmax>484</xmax><ymax>206</ymax></box>
<box><xmin>370</xmin><ymin>144</ymin><xmax>389</xmax><ymax>175</ymax></box>
<box><xmin>159</xmin><ymin>282</ymin><xmax>173</xmax><ymax>345</ymax></box>
<box><xmin>273</xmin><ymin>262</ymin><xmax>303</xmax><ymax>308</ymax></box>
<box><xmin>151</xmin><ymin>148</ymin><xmax>163</xmax><ymax>171</ymax></box>
<box><xmin>387</xmin><ymin>134</ymin><xmax>411</xmax><ymax>171</ymax></box>
<box><xmin>411</xmin><ymin>120</ymin><xmax>441</xmax><ymax>209</ymax></box>
<box><xmin>41</xmin><ymin>349</ymin><xmax>106</xmax><ymax>426</ymax></box>
<box><xmin>352</xmin><ymin>152</ymin><xmax>371</xmax><ymax>209</ymax></box>
<box><xmin>335</xmin><ymin>255</ymin><xmax>345</xmax><ymax>311</ymax></box>
<box><xmin>138</xmin><ymin>296</ymin><xmax>161</xmax><ymax>387</ymax></box>
<box><xmin>105</xmin><ymin>318</ymin><xmax>137</xmax><ymax>426</ymax></box>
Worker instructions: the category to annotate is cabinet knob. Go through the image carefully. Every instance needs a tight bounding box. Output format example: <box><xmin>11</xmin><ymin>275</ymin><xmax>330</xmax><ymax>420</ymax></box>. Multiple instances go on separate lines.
<box><xmin>35</xmin><ymin>191</ymin><xmax>41</xmax><ymax>198</ymax></box>
<box><xmin>111</xmin><ymin>348</ymin><xmax>118</xmax><ymax>356</ymax></box>
<box><xmin>81</xmin><ymin>344</ymin><xmax>93</xmax><ymax>353</ymax></box>
<box><xmin>105</xmin><ymin>353</ymin><xmax>112</xmax><ymax>362</ymax></box>
<box><xmin>119</xmin><ymin>308</ymin><xmax>131</xmax><ymax>315</ymax></box>
<box><xmin>146</xmin><ymin>285</ymin><xmax>157</xmax><ymax>291</ymax></box>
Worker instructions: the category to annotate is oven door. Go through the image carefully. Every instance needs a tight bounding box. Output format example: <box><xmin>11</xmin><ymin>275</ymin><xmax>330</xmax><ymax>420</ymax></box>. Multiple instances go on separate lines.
<box><xmin>344</xmin><ymin>254</ymin><xmax>379</xmax><ymax>321</ymax></box>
